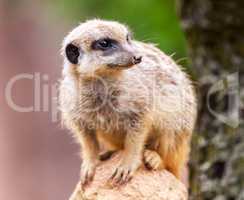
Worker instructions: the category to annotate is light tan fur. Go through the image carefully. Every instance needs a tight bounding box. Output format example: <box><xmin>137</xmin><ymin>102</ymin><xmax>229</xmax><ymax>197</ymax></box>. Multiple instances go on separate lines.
<box><xmin>59</xmin><ymin>19</ymin><xmax>197</xmax><ymax>186</ymax></box>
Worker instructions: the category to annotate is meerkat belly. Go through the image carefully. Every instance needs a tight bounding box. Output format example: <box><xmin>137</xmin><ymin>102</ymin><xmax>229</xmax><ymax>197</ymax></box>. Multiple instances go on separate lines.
<box><xmin>97</xmin><ymin>130</ymin><xmax>125</xmax><ymax>150</ymax></box>
<box><xmin>80</xmin><ymin>98</ymin><xmax>148</xmax><ymax>150</ymax></box>
<box><xmin>81</xmin><ymin>109</ymin><xmax>130</xmax><ymax>150</ymax></box>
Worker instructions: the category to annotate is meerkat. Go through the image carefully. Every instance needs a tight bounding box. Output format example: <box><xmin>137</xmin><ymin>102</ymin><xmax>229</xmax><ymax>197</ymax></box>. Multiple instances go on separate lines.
<box><xmin>59</xmin><ymin>19</ymin><xmax>197</xmax><ymax>186</ymax></box>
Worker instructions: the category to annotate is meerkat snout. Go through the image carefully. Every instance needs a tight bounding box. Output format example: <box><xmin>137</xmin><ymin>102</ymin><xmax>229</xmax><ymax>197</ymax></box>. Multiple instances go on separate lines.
<box><xmin>132</xmin><ymin>56</ymin><xmax>142</xmax><ymax>64</ymax></box>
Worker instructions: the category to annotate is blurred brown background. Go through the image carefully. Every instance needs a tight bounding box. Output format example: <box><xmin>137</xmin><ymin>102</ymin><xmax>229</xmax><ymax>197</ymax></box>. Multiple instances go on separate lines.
<box><xmin>0</xmin><ymin>0</ymin><xmax>185</xmax><ymax>199</ymax></box>
<box><xmin>0</xmin><ymin>1</ymin><xmax>80</xmax><ymax>199</ymax></box>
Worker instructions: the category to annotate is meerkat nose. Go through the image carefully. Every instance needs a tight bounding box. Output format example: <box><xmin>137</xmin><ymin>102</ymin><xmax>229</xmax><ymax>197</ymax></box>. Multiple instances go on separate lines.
<box><xmin>133</xmin><ymin>56</ymin><xmax>142</xmax><ymax>64</ymax></box>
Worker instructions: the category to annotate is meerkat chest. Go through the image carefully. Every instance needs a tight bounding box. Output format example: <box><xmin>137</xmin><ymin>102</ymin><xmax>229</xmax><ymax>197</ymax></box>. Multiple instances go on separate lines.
<box><xmin>79</xmin><ymin>80</ymin><xmax>147</xmax><ymax>132</ymax></box>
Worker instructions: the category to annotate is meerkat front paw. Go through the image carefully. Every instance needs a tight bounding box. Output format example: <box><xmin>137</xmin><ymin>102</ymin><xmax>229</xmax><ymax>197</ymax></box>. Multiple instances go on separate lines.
<box><xmin>110</xmin><ymin>157</ymin><xmax>141</xmax><ymax>185</ymax></box>
<box><xmin>143</xmin><ymin>149</ymin><xmax>164</xmax><ymax>170</ymax></box>
<box><xmin>80</xmin><ymin>159</ymin><xmax>98</xmax><ymax>187</ymax></box>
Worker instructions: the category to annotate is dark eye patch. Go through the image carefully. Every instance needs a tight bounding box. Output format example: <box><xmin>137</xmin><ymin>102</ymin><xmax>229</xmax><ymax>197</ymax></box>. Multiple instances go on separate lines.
<box><xmin>65</xmin><ymin>43</ymin><xmax>80</xmax><ymax>64</ymax></box>
<box><xmin>91</xmin><ymin>38</ymin><xmax>118</xmax><ymax>51</ymax></box>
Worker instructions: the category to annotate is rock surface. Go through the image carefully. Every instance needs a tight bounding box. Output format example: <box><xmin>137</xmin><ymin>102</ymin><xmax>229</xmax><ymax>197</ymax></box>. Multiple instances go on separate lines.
<box><xmin>69</xmin><ymin>153</ymin><xmax>188</xmax><ymax>200</ymax></box>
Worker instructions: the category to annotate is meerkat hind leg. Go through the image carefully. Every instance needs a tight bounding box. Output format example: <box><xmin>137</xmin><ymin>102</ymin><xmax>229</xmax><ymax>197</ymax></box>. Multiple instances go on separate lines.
<box><xmin>158</xmin><ymin>132</ymin><xmax>190</xmax><ymax>179</ymax></box>
<box><xmin>143</xmin><ymin>149</ymin><xmax>164</xmax><ymax>170</ymax></box>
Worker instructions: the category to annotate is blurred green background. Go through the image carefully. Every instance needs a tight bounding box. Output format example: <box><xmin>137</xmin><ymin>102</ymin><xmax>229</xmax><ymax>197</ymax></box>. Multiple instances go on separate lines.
<box><xmin>51</xmin><ymin>0</ymin><xmax>186</xmax><ymax>59</ymax></box>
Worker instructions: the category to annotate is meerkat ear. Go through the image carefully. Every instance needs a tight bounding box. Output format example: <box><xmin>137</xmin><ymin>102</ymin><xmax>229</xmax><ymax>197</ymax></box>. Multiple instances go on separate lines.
<box><xmin>65</xmin><ymin>43</ymin><xmax>81</xmax><ymax>64</ymax></box>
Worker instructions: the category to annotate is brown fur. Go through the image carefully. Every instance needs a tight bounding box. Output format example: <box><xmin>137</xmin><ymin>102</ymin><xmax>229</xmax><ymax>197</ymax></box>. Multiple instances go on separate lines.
<box><xmin>59</xmin><ymin>19</ymin><xmax>197</xmax><ymax>186</ymax></box>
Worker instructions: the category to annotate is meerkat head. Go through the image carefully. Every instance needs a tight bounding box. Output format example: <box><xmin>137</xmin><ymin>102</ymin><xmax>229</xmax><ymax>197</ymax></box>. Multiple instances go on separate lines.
<box><xmin>62</xmin><ymin>19</ymin><xmax>142</xmax><ymax>77</ymax></box>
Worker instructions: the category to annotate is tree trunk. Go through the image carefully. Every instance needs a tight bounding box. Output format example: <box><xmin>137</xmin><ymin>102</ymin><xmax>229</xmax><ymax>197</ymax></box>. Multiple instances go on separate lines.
<box><xmin>176</xmin><ymin>1</ymin><xmax>244</xmax><ymax>199</ymax></box>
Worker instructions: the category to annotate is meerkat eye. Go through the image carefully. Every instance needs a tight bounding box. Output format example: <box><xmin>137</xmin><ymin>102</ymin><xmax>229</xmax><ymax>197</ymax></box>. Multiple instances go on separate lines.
<box><xmin>92</xmin><ymin>38</ymin><xmax>117</xmax><ymax>51</ymax></box>
<box><xmin>65</xmin><ymin>43</ymin><xmax>80</xmax><ymax>64</ymax></box>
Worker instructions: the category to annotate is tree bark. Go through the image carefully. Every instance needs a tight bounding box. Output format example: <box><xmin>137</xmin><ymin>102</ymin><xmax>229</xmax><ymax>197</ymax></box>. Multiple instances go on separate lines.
<box><xmin>176</xmin><ymin>1</ymin><xmax>244</xmax><ymax>199</ymax></box>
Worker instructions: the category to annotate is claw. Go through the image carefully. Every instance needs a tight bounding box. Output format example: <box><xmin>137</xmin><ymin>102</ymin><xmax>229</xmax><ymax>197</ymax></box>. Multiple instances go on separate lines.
<box><xmin>80</xmin><ymin>160</ymin><xmax>97</xmax><ymax>188</ymax></box>
<box><xmin>110</xmin><ymin>168</ymin><xmax>118</xmax><ymax>179</ymax></box>
<box><xmin>109</xmin><ymin>159</ymin><xmax>140</xmax><ymax>186</ymax></box>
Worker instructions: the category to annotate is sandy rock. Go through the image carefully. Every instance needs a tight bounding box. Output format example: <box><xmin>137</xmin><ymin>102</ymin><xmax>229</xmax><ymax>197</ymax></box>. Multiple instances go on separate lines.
<box><xmin>69</xmin><ymin>153</ymin><xmax>188</xmax><ymax>200</ymax></box>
